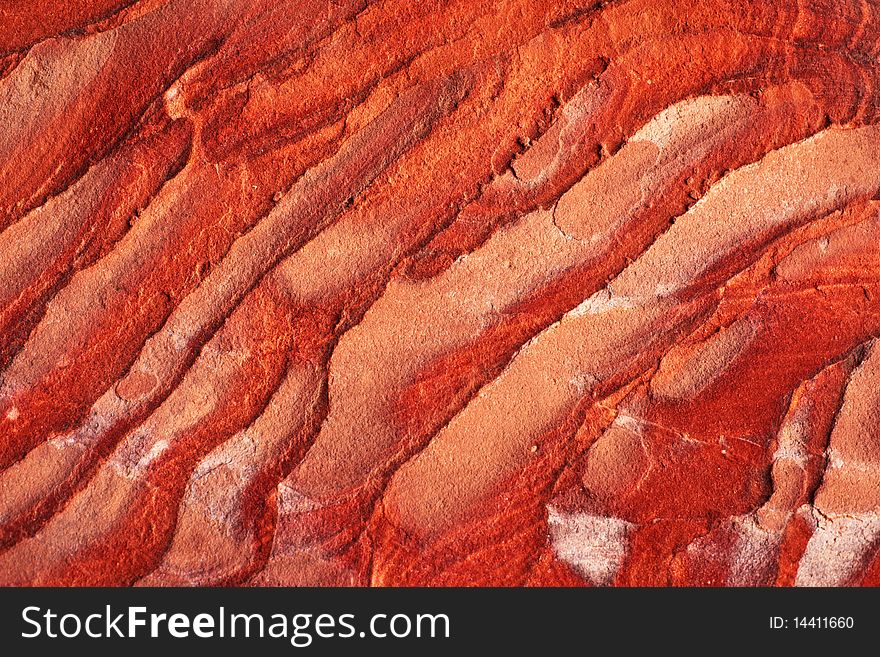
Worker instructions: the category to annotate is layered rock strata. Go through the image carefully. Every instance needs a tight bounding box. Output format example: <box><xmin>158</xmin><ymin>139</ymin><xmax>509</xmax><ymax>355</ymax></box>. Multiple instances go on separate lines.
<box><xmin>1</xmin><ymin>0</ymin><xmax>879</xmax><ymax>586</ymax></box>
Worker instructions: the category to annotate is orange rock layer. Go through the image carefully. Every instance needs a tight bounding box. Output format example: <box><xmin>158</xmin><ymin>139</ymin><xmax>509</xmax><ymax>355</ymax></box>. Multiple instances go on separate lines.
<box><xmin>1</xmin><ymin>0</ymin><xmax>879</xmax><ymax>586</ymax></box>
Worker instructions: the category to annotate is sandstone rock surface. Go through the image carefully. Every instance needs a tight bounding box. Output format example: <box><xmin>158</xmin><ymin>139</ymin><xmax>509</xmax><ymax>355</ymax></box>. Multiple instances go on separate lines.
<box><xmin>1</xmin><ymin>0</ymin><xmax>879</xmax><ymax>586</ymax></box>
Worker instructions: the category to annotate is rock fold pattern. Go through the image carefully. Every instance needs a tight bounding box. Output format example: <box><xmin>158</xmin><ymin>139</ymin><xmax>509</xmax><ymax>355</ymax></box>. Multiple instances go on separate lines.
<box><xmin>1</xmin><ymin>0</ymin><xmax>880</xmax><ymax>586</ymax></box>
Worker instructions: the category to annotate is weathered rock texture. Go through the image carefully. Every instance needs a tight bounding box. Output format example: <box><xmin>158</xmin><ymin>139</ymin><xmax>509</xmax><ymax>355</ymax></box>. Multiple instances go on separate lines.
<box><xmin>1</xmin><ymin>0</ymin><xmax>879</xmax><ymax>586</ymax></box>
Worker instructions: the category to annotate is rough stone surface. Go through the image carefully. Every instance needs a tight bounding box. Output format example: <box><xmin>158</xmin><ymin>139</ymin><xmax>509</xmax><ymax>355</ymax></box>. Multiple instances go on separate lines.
<box><xmin>1</xmin><ymin>0</ymin><xmax>880</xmax><ymax>586</ymax></box>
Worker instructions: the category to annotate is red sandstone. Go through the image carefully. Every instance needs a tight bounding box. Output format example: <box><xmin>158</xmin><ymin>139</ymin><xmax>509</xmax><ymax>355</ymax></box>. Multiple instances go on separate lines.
<box><xmin>0</xmin><ymin>0</ymin><xmax>879</xmax><ymax>586</ymax></box>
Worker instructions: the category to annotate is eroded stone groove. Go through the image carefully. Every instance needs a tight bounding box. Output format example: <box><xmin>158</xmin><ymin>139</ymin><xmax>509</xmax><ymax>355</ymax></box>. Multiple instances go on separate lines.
<box><xmin>1</xmin><ymin>0</ymin><xmax>879</xmax><ymax>586</ymax></box>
